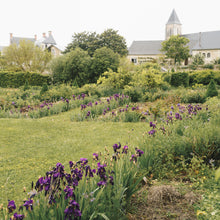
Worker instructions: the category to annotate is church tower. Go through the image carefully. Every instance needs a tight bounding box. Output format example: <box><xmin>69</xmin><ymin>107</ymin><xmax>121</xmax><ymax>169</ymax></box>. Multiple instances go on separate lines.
<box><xmin>165</xmin><ymin>9</ymin><xmax>182</xmax><ymax>40</ymax></box>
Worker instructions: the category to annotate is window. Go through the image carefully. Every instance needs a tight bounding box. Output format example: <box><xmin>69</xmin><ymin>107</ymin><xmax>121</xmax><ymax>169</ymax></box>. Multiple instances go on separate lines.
<box><xmin>207</xmin><ymin>53</ymin><xmax>211</xmax><ymax>58</ymax></box>
<box><xmin>202</xmin><ymin>53</ymin><xmax>206</xmax><ymax>57</ymax></box>
<box><xmin>131</xmin><ymin>58</ymin><xmax>137</xmax><ymax>64</ymax></box>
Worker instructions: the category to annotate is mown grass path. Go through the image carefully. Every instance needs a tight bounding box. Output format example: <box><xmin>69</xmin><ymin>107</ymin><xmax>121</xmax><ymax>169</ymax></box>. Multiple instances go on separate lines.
<box><xmin>0</xmin><ymin>110</ymin><xmax>147</xmax><ymax>205</ymax></box>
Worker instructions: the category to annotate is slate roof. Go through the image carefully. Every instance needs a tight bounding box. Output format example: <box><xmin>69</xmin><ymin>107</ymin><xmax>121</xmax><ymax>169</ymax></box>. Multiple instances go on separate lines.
<box><xmin>167</xmin><ymin>9</ymin><xmax>181</xmax><ymax>25</ymax></box>
<box><xmin>128</xmin><ymin>40</ymin><xmax>163</xmax><ymax>55</ymax></box>
<box><xmin>42</xmin><ymin>34</ymin><xmax>56</xmax><ymax>45</ymax></box>
<box><xmin>184</xmin><ymin>30</ymin><xmax>220</xmax><ymax>50</ymax></box>
<box><xmin>10</xmin><ymin>37</ymin><xmax>35</xmax><ymax>45</ymax></box>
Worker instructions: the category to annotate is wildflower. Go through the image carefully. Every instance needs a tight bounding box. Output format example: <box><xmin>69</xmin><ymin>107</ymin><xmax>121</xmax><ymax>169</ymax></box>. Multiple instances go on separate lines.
<box><xmin>95</xmin><ymin>101</ymin><xmax>98</xmax><ymax>105</ymax></box>
<box><xmin>64</xmin><ymin>200</ymin><xmax>81</xmax><ymax>219</ymax></box>
<box><xmin>136</xmin><ymin>148</ymin><xmax>144</xmax><ymax>156</ymax></box>
<box><xmin>69</xmin><ymin>161</ymin><xmax>73</xmax><ymax>168</ymax></box>
<box><xmin>132</xmin><ymin>107</ymin><xmax>136</xmax><ymax>111</ymax></box>
<box><xmin>171</xmin><ymin>106</ymin><xmax>174</xmax><ymax>110</ymax></box>
<box><xmin>23</xmin><ymin>199</ymin><xmax>33</xmax><ymax>210</ymax></box>
<box><xmin>148</xmin><ymin>129</ymin><xmax>156</xmax><ymax>135</ymax></box>
<box><xmin>109</xmin><ymin>176</ymin><xmax>114</xmax><ymax>185</ymax></box>
<box><xmin>7</xmin><ymin>200</ymin><xmax>16</xmax><ymax>213</ymax></box>
<box><xmin>130</xmin><ymin>154</ymin><xmax>137</xmax><ymax>163</ymax></box>
<box><xmin>66</xmin><ymin>99</ymin><xmax>69</xmax><ymax>103</ymax></box>
<box><xmin>12</xmin><ymin>102</ymin><xmax>15</xmax><ymax>105</ymax></box>
<box><xmin>86</xmin><ymin>111</ymin><xmax>91</xmax><ymax>117</ymax></box>
<box><xmin>122</xmin><ymin>145</ymin><xmax>128</xmax><ymax>154</ymax></box>
<box><xmin>97</xmin><ymin>181</ymin><xmax>107</xmax><ymax>187</ymax></box>
<box><xmin>93</xmin><ymin>153</ymin><xmax>99</xmax><ymax>161</ymax></box>
<box><xmin>10</xmin><ymin>213</ymin><xmax>24</xmax><ymax>220</ymax></box>
<box><xmin>72</xmin><ymin>94</ymin><xmax>75</xmax><ymax>100</ymax></box>
<box><xmin>64</xmin><ymin>186</ymin><xmax>74</xmax><ymax>200</ymax></box>
<box><xmin>149</xmin><ymin>121</ymin><xmax>156</xmax><ymax>128</ymax></box>
<box><xmin>112</xmin><ymin>143</ymin><xmax>121</xmax><ymax>152</ymax></box>
<box><xmin>81</xmin><ymin>93</ymin><xmax>85</xmax><ymax>99</ymax></box>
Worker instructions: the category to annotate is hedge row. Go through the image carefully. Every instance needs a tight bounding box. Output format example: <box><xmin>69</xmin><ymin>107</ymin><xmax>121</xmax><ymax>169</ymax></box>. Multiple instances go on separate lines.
<box><xmin>166</xmin><ymin>70</ymin><xmax>220</xmax><ymax>87</ymax></box>
<box><xmin>0</xmin><ymin>71</ymin><xmax>51</xmax><ymax>88</ymax></box>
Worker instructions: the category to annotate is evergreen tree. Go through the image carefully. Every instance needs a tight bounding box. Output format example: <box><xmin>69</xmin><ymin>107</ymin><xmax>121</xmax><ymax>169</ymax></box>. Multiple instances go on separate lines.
<box><xmin>206</xmin><ymin>79</ymin><xmax>218</xmax><ymax>97</ymax></box>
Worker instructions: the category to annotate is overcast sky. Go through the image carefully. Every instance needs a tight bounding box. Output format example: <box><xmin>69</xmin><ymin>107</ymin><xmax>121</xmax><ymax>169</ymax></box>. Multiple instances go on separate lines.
<box><xmin>1</xmin><ymin>0</ymin><xmax>220</xmax><ymax>50</ymax></box>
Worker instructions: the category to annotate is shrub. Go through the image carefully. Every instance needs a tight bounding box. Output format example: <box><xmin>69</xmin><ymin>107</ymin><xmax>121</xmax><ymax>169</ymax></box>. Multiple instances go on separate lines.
<box><xmin>170</xmin><ymin>72</ymin><xmax>189</xmax><ymax>87</ymax></box>
<box><xmin>206</xmin><ymin>79</ymin><xmax>218</xmax><ymax>98</ymax></box>
<box><xmin>0</xmin><ymin>71</ymin><xmax>51</xmax><ymax>88</ymax></box>
<box><xmin>203</xmin><ymin>63</ymin><xmax>214</xmax><ymax>69</ymax></box>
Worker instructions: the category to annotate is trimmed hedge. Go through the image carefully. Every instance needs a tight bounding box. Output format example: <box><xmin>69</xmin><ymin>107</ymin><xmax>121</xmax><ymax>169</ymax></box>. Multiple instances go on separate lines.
<box><xmin>170</xmin><ymin>72</ymin><xmax>189</xmax><ymax>87</ymax></box>
<box><xmin>189</xmin><ymin>70</ymin><xmax>220</xmax><ymax>85</ymax></box>
<box><xmin>0</xmin><ymin>71</ymin><xmax>51</xmax><ymax>88</ymax></box>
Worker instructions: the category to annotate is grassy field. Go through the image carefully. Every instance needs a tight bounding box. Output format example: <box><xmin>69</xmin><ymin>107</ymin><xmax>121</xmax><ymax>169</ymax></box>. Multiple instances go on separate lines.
<box><xmin>0</xmin><ymin>110</ymin><xmax>147</xmax><ymax>206</ymax></box>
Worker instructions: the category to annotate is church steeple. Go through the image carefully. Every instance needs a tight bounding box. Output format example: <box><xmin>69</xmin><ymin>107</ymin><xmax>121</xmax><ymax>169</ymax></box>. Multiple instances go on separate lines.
<box><xmin>166</xmin><ymin>9</ymin><xmax>182</xmax><ymax>40</ymax></box>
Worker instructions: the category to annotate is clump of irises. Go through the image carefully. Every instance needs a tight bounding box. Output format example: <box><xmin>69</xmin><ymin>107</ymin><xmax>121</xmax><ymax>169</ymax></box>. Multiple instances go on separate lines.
<box><xmin>4</xmin><ymin>142</ymin><xmax>144</xmax><ymax>220</ymax></box>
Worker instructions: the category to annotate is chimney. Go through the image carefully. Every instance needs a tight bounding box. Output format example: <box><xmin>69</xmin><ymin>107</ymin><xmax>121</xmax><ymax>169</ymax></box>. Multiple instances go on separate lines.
<box><xmin>42</xmin><ymin>32</ymin><xmax>46</xmax><ymax>38</ymax></box>
<box><xmin>34</xmin><ymin>34</ymin><xmax>37</xmax><ymax>40</ymax></box>
<box><xmin>48</xmin><ymin>31</ymin><xmax>52</xmax><ymax>36</ymax></box>
<box><xmin>10</xmin><ymin>33</ymin><xmax>13</xmax><ymax>44</ymax></box>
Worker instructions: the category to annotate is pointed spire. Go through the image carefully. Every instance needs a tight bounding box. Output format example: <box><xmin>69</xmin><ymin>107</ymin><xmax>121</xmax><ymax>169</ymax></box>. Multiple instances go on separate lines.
<box><xmin>167</xmin><ymin>9</ymin><xmax>181</xmax><ymax>25</ymax></box>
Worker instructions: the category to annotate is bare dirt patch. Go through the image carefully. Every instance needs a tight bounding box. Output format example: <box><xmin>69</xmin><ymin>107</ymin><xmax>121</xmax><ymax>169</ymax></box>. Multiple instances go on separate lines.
<box><xmin>127</xmin><ymin>183</ymin><xmax>201</xmax><ymax>220</ymax></box>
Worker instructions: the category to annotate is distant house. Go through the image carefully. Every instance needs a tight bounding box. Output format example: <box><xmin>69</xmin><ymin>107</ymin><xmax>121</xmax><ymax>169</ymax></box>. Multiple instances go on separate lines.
<box><xmin>9</xmin><ymin>31</ymin><xmax>62</xmax><ymax>57</ymax></box>
<box><xmin>128</xmin><ymin>9</ymin><xmax>220</xmax><ymax>65</ymax></box>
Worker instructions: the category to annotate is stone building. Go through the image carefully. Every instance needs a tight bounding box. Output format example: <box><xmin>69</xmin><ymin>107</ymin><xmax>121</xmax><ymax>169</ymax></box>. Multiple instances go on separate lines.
<box><xmin>128</xmin><ymin>9</ymin><xmax>220</xmax><ymax>64</ymax></box>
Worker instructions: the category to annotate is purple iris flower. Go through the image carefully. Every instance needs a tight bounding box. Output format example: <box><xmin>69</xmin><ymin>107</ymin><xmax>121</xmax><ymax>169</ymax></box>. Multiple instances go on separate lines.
<box><xmin>69</xmin><ymin>161</ymin><xmax>73</xmax><ymax>168</ymax></box>
<box><xmin>136</xmin><ymin>148</ymin><xmax>144</xmax><ymax>156</ymax></box>
<box><xmin>97</xmin><ymin>181</ymin><xmax>107</xmax><ymax>187</ymax></box>
<box><xmin>122</xmin><ymin>145</ymin><xmax>128</xmax><ymax>154</ymax></box>
<box><xmin>23</xmin><ymin>199</ymin><xmax>33</xmax><ymax>210</ymax></box>
<box><xmin>148</xmin><ymin>129</ymin><xmax>156</xmax><ymax>135</ymax></box>
<box><xmin>12</xmin><ymin>102</ymin><xmax>15</xmax><ymax>105</ymax></box>
<box><xmin>11</xmin><ymin>213</ymin><xmax>24</xmax><ymax>220</ymax></box>
<box><xmin>64</xmin><ymin>199</ymin><xmax>81</xmax><ymax>219</ymax></box>
<box><xmin>149</xmin><ymin>122</ymin><xmax>156</xmax><ymax>128</ymax></box>
<box><xmin>66</xmin><ymin>99</ymin><xmax>69</xmax><ymax>103</ymax></box>
<box><xmin>132</xmin><ymin>107</ymin><xmax>136</xmax><ymax>111</ymax></box>
<box><xmin>93</xmin><ymin>153</ymin><xmax>99</xmax><ymax>160</ymax></box>
<box><xmin>7</xmin><ymin>200</ymin><xmax>16</xmax><ymax>213</ymax></box>
<box><xmin>64</xmin><ymin>186</ymin><xmax>74</xmax><ymax>200</ymax></box>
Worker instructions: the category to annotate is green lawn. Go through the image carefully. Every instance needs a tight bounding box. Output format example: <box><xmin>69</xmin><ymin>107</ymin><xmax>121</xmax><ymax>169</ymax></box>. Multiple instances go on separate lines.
<box><xmin>0</xmin><ymin>111</ymin><xmax>147</xmax><ymax>205</ymax></box>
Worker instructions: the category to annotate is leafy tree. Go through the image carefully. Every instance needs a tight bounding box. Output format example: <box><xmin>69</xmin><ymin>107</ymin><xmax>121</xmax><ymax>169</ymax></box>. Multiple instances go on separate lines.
<box><xmin>3</xmin><ymin>40</ymin><xmax>52</xmax><ymax>72</ymax></box>
<box><xmin>91</xmin><ymin>47</ymin><xmax>120</xmax><ymax>83</ymax></box>
<box><xmin>64</xmin><ymin>29</ymin><xmax>128</xmax><ymax>57</ymax></box>
<box><xmin>51</xmin><ymin>48</ymin><xmax>91</xmax><ymax>86</ymax></box>
<box><xmin>99</xmin><ymin>29</ymin><xmax>128</xmax><ymax>56</ymax></box>
<box><xmin>64</xmin><ymin>31</ymin><xmax>100</xmax><ymax>56</ymax></box>
<box><xmin>161</xmin><ymin>35</ymin><xmax>190</xmax><ymax>64</ymax></box>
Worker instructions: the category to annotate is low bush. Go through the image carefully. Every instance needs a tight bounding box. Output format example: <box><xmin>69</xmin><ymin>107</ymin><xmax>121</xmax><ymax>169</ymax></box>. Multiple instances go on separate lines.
<box><xmin>0</xmin><ymin>71</ymin><xmax>51</xmax><ymax>88</ymax></box>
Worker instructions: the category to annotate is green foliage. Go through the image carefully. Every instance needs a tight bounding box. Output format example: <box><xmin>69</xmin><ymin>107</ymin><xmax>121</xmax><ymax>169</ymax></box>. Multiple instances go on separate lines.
<box><xmin>40</xmin><ymin>83</ymin><xmax>49</xmax><ymax>96</ymax></box>
<box><xmin>192</xmin><ymin>54</ymin><xmax>205</xmax><ymax>66</ymax></box>
<box><xmin>189</xmin><ymin>70</ymin><xmax>220</xmax><ymax>85</ymax></box>
<box><xmin>64</xmin><ymin>29</ymin><xmax>128</xmax><ymax>57</ymax></box>
<box><xmin>206</xmin><ymin>79</ymin><xmax>218</xmax><ymax>98</ymax></box>
<box><xmin>3</xmin><ymin>40</ymin><xmax>52</xmax><ymax>73</ymax></box>
<box><xmin>91</xmin><ymin>47</ymin><xmax>120</xmax><ymax>83</ymax></box>
<box><xmin>170</xmin><ymin>72</ymin><xmax>189</xmax><ymax>87</ymax></box>
<box><xmin>180</xmin><ymin>89</ymin><xmax>206</xmax><ymax>103</ymax></box>
<box><xmin>0</xmin><ymin>71</ymin><xmax>51</xmax><ymax>88</ymax></box>
<box><xmin>203</xmin><ymin>63</ymin><xmax>214</xmax><ymax>69</ymax></box>
<box><xmin>51</xmin><ymin>48</ymin><xmax>91</xmax><ymax>86</ymax></box>
<box><xmin>161</xmin><ymin>35</ymin><xmax>190</xmax><ymax>64</ymax></box>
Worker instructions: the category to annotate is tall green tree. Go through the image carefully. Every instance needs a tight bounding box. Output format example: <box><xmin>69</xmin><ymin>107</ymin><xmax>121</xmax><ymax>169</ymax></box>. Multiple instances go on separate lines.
<box><xmin>91</xmin><ymin>47</ymin><xmax>120</xmax><ymax>83</ymax></box>
<box><xmin>51</xmin><ymin>48</ymin><xmax>91</xmax><ymax>86</ymax></box>
<box><xmin>64</xmin><ymin>31</ymin><xmax>100</xmax><ymax>56</ymax></box>
<box><xmin>99</xmin><ymin>29</ymin><xmax>128</xmax><ymax>56</ymax></box>
<box><xmin>3</xmin><ymin>40</ymin><xmax>51</xmax><ymax>72</ymax></box>
<box><xmin>161</xmin><ymin>35</ymin><xmax>190</xmax><ymax>64</ymax></box>
<box><xmin>64</xmin><ymin>29</ymin><xmax>128</xmax><ymax>57</ymax></box>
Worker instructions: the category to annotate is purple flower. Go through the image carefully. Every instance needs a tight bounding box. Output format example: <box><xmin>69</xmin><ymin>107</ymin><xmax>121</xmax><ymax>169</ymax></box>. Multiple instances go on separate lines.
<box><xmin>171</xmin><ymin>106</ymin><xmax>174</xmax><ymax>110</ymax></box>
<box><xmin>86</xmin><ymin>111</ymin><xmax>91</xmax><ymax>117</ymax></box>
<box><xmin>109</xmin><ymin>176</ymin><xmax>114</xmax><ymax>185</ymax></box>
<box><xmin>66</xmin><ymin>99</ymin><xmax>69</xmax><ymax>103</ymax></box>
<box><xmin>148</xmin><ymin>129</ymin><xmax>156</xmax><ymax>135</ymax></box>
<box><xmin>64</xmin><ymin>199</ymin><xmax>81</xmax><ymax>219</ymax></box>
<box><xmin>130</xmin><ymin>154</ymin><xmax>137</xmax><ymax>162</ymax></box>
<box><xmin>72</xmin><ymin>95</ymin><xmax>75</xmax><ymax>100</ymax></box>
<box><xmin>122</xmin><ymin>145</ymin><xmax>128</xmax><ymax>154</ymax></box>
<box><xmin>23</xmin><ymin>199</ymin><xmax>33</xmax><ymax>210</ymax></box>
<box><xmin>10</xmin><ymin>213</ymin><xmax>24</xmax><ymax>220</ymax></box>
<box><xmin>132</xmin><ymin>107</ymin><xmax>136</xmax><ymax>111</ymax></box>
<box><xmin>113</xmin><ymin>143</ymin><xmax>121</xmax><ymax>152</ymax></box>
<box><xmin>136</xmin><ymin>148</ymin><xmax>144</xmax><ymax>157</ymax></box>
<box><xmin>93</xmin><ymin>153</ymin><xmax>99</xmax><ymax>161</ymax></box>
<box><xmin>7</xmin><ymin>200</ymin><xmax>16</xmax><ymax>213</ymax></box>
<box><xmin>12</xmin><ymin>102</ymin><xmax>15</xmax><ymax>105</ymax></box>
<box><xmin>149</xmin><ymin>122</ymin><xmax>156</xmax><ymax>128</ymax></box>
<box><xmin>97</xmin><ymin>181</ymin><xmax>107</xmax><ymax>187</ymax></box>
<box><xmin>69</xmin><ymin>161</ymin><xmax>73</xmax><ymax>168</ymax></box>
<box><xmin>95</xmin><ymin>101</ymin><xmax>98</xmax><ymax>105</ymax></box>
<box><xmin>64</xmin><ymin>186</ymin><xmax>74</xmax><ymax>200</ymax></box>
